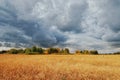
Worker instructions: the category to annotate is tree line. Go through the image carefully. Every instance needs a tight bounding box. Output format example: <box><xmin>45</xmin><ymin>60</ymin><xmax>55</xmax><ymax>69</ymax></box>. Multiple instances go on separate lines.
<box><xmin>0</xmin><ymin>46</ymin><xmax>119</xmax><ymax>55</ymax></box>
<box><xmin>75</xmin><ymin>50</ymin><xmax>98</xmax><ymax>55</ymax></box>
<box><xmin>0</xmin><ymin>46</ymin><xmax>70</xmax><ymax>55</ymax></box>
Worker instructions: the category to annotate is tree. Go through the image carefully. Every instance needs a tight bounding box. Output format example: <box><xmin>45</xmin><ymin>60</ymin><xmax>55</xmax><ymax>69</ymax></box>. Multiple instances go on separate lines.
<box><xmin>113</xmin><ymin>52</ymin><xmax>120</xmax><ymax>55</ymax></box>
<box><xmin>82</xmin><ymin>50</ymin><xmax>89</xmax><ymax>54</ymax></box>
<box><xmin>37</xmin><ymin>47</ymin><xmax>44</xmax><ymax>54</ymax></box>
<box><xmin>75</xmin><ymin>50</ymin><xmax>81</xmax><ymax>54</ymax></box>
<box><xmin>0</xmin><ymin>50</ymin><xmax>8</xmax><ymax>54</ymax></box>
<box><xmin>47</xmin><ymin>48</ymin><xmax>60</xmax><ymax>54</ymax></box>
<box><xmin>64</xmin><ymin>48</ymin><xmax>70</xmax><ymax>54</ymax></box>
<box><xmin>9</xmin><ymin>49</ymin><xmax>18</xmax><ymax>54</ymax></box>
<box><xmin>56</xmin><ymin>48</ymin><xmax>61</xmax><ymax>53</ymax></box>
<box><xmin>17</xmin><ymin>49</ymin><xmax>24</xmax><ymax>53</ymax></box>
<box><xmin>47</xmin><ymin>48</ymin><xmax>52</xmax><ymax>54</ymax></box>
<box><xmin>60</xmin><ymin>49</ymin><xmax>64</xmax><ymax>53</ymax></box>
<box><xmin>89</xmin><ymin>50</ymin><xmax>98</xmax><ymax>55</ymax></box>
<box><xmin>31</xmin><ymin>46</ymin><xmax>37</xmax><ymax>52</ymax></box>
<box><xmin>25</xmin><ymin>48</ymin><xmax>31</xmax><ymax>54</ymax></box>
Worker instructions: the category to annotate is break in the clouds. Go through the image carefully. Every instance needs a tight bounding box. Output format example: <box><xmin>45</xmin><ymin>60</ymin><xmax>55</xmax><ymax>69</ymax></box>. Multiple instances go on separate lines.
<box><xmin>0</xmin><ymin>0</ymin><xmax>120</xmax><ymax>53</ymax></box>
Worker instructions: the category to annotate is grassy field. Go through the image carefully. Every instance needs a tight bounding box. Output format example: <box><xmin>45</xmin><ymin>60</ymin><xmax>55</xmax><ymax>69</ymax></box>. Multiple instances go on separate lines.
<box><xmin>0</xmin><ymin>54</ymin><xmax>120</xmax><ymax>80</ymax></box>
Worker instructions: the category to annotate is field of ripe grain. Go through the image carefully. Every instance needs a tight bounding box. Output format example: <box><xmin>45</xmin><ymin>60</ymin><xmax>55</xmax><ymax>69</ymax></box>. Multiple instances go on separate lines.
<box><xmin>0</xmin><ymin>54</ymin><xmax>120</xmax><ymax>80</ymax></box>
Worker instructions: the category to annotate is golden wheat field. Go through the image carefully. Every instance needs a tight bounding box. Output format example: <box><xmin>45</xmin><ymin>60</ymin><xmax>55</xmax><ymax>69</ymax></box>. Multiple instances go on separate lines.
<box><xmin>0</xmin><ymin>54</ymin><xmax>120</xmax><ymax>80</ymax></box>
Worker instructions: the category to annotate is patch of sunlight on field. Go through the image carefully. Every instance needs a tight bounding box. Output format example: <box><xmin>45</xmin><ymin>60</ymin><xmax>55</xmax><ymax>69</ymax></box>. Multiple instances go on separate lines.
<box><xmin>0</xmin><ymin>54</ymin><xmax>120</xmax><ymax>80</ymax></box>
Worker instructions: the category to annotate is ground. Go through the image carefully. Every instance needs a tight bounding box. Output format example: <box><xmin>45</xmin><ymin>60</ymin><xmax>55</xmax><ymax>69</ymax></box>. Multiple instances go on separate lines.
<box><xmin>0</xmin><ymin>54</ymin><xmax>120</xmax><ymax>80</ymax></box>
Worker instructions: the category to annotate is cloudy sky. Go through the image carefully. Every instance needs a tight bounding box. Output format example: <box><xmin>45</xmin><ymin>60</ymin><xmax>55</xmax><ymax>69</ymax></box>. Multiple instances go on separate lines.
<box><xmin>0</xmin><ymin>0</ymin><xmax>120</xmax><ymax>53</ymax></box>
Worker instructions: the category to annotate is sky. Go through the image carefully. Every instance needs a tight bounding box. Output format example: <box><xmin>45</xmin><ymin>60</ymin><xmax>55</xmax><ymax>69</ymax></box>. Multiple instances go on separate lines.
<box><xmin>0</xmin><ymin>0</ymin><xmax>120</xmax><ymax>53</ymax></box>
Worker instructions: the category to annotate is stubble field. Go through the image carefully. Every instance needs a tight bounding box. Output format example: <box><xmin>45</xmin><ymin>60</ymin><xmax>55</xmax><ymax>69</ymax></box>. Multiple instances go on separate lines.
<box><xmin>0</xmin><ymin>54</ymin><xmax>120</xmax><ymax>80</ymax></box>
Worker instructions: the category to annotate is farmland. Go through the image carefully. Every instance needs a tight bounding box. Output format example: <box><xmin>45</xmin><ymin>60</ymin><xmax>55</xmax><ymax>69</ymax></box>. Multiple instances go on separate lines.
<box><xmin>0</xmin><ymin>54</ymin><xmax>120</xmax><ymax>80</ymax></box>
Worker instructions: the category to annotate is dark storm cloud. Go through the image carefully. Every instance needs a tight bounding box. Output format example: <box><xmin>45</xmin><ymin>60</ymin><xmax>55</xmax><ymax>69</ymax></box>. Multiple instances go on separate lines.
<box><xmin>0</xmin><ymin>0</ymin><xmax>67</xmax><ymax>47</ymax></box>
<box><xmin>0</xmin><ymin>0</ymin><xmax>120</xmax><ymax>52</ymax></box>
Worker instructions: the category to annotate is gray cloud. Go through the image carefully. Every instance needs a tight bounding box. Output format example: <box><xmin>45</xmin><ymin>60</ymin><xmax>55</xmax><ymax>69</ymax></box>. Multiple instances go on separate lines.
<box><xmin>0</xmin><ymin>0</ymin><xmax>120</xmax><ymax>53</ymax></box>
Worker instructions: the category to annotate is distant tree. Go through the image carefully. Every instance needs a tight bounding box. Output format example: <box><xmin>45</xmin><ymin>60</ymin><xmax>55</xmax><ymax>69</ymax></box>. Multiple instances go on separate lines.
<box><xmin>83</xmin><ymin>50</ymin><xmax>89</xmax><ymax>54</ymax></box>
<box><xmin>37</xmin><ymin>47</ymin><xmax>44</xmax><ymax>54</ymax></box>
<box><xmin>56</xmin><ymin>48</ymin><xmax>61</xmax><ymax>53</ymax></box>
<box><xmin>17</xmin><ymin>49</ymin><xmax>24</xmax><ymax>53</ymax></box>
<box><xmin>47</xmin><ymin>48</ymin><xmax>52</xmax><ymax>54</ymax></box>
<box><xmin>64</xmin><ymin>48</ymin><xmax>70</xmax><ymax>54</ymax></box>
<box><xmin>54</xmin><ymin>48</ymin><xmax>60</xmax><ymax>53</ymax></box>
<box><xmin>31</xmin><ymin>46</ymin><xmax>37</xmax><ymax>52</ymax></box>
<box><xmin>114</xmin><ymin>52</ymin><xmax>120</xmax><ymax>55</ymax></box>
<box><xmin>89</xmin><ymin>50</ymin><xmax>98</xmax><ymax>55</ymax></box>
<box><xmin>9</xmin><ymin>49</ymin><xmax>18</xmax><ymax>54</ymax></box>
<box><xmin>0</xmin><ymin>50</ymin><xmax>8</xmax><ymax>54</ymax></box>
<box><xmin>25</xmin><ymin>48</ymin><xmax>31</xmax><ymax>54</ymax></box>
<box><xmin>60</xmin><ymin>49</ymin><xmax>64</xmax><ymax>53</ymax></box>
<box><xmin>75</xmin><ymin>50</ymin><xmax>81</xmax><ymax>54</ymax></box>
<box><xmin>44</xmin><ymin>49</ymin><xmax>49</xmax><ymax>54</ymax></box>
<box><xmin>81</xmin><ymin>50</ymin><xmax>98</xmax><ymax>55</ymax></box>
<box><xmin>47</xmin><ymin>48</ymin><xmax>60</xmax><ymax>54</ymax></box>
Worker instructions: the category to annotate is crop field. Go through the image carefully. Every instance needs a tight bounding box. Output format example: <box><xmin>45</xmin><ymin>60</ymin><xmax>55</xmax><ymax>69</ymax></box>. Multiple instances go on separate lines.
<box><xmin>0</xmin><ymin>54</ymin><xmax>120</xmax><ymax>80</ymax></box>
